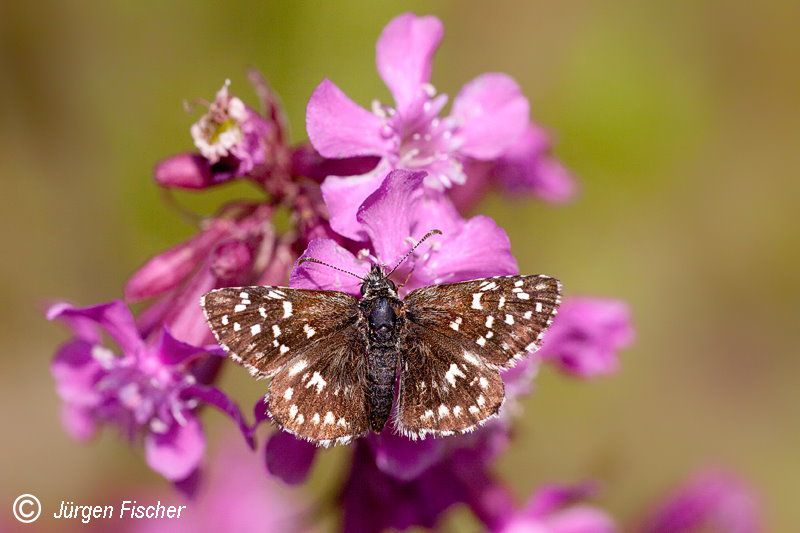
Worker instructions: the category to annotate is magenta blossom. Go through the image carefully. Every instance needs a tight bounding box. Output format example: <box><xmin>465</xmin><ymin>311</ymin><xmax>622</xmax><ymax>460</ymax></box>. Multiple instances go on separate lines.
<box><xmin>641</xmin><ymin>470</ymin><xmax>762</xmax><ymax>533</ymax></box>
<box><xmin>308</xmin><ymin>13</ymin><xmax>538</xmax><ymax>240</ymax></box>
<box><xmin>126</xmin><ymin>204</ymin><xmax>287</xmax><ymax>345</ymax></box>
<box><xmin>48</xmin><ymin>300</ymin><xmax>251</xmax><ymax>482</ymax></box>
<box><xmin>450</xmin><ymin>124</ymin><xmax>578</xmax><ymax>213</ymax></box>
<box><xmin>291</xmin><ymin>169</ymin><xmax>517</xmax><ymax>294</ymax></box>
<box><xmin>156</xmin><ymin>80</ymin><xmax>277</xmax><ymax>189</ymax></box>
<box><xmin>539</xmin><ymin>297</ymin><xmax>634</xmax><ymax>378</ymax></box>
<box><xmin>498</xmin><ymin>484</ymin><xmax>617</xmax><ymax>533</ymax></box>
<box><xmin>133</xmin><ymin>439</ymin><xmax>315</xmax><ymax>533</ymax></box>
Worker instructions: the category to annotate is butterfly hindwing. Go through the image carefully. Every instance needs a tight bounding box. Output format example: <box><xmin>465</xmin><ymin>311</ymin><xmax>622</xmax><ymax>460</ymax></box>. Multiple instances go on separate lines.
<box><xmin>403</xmin><ymin>275</ymin><xmax>561</xmax><ymax>370</ymax></box>
<box><xmin>267</xmin><ymin>324</ymin><xmax>371</xmax><ymax>446</ymax></box>
<box><xmin>395</xmin><ymin>275</ymin><xmax>561</xmax><ymax>436</ymax></box>
<box><xmin>201</xmin><ymin>286</ymin><xmax>360</xmax><ymax>378</ymax></box>
<box><xmin>395</xmin><ymin>319</ymin><xmax>506</xmax><ymax>439</ymax></box>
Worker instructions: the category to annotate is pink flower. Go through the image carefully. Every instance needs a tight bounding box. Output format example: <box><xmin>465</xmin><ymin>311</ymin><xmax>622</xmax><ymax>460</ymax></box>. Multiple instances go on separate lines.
<box><xmin>449</xmin><ymin>125</ymin><xmax>578</xmax><ymax>213</ymax></box>
<box><xmin>156</xmin><ymin>80</ymin><xmax>277</xmax><ymax>189</ymax></box>
<box><xmin>539</xmin><ymin>297</ymin><xmax>634</xmax><ymax>378</ymax></box>
<box><xmin>48</xmin><ymin>300</ymin><xmax>252</xmax><ymax>483</ymax></box>
<box><xmin>498</xmin><ymin>484</ymin><xmax>617</xmax><ymax>533</ymax></box>
<box><xmin>307</xmin><ymin>13</ymin><xmax>533</xmax><ymax>239</ymax></box>
<box><xmin>641</xmin><ymin>470</ymin><xmax>762</xmax><ymax>533</ymax></box>
<box><xmin>132</xmin><ymin>439</ymin><xmax>315</xmax><ymax>533</ymax></box>
<box><xmin>126</xmin><ymin>204</ymin><xmax>284</xmax><ymax>345</ymax></box>
<box><xmin>291</xmin><ymin>169</ymin><xmax>517</xmax><ymax>293</ymax></box>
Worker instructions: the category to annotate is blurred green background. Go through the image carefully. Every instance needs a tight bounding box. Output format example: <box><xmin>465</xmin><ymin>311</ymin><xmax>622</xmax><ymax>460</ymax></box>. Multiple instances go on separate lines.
<box><xmin>1</xmin><ymin>0</ymin><xmax>798</xmax><ymax>530</ymax></box>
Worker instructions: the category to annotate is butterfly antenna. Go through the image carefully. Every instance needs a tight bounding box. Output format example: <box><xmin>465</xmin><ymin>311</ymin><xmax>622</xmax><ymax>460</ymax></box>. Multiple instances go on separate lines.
<box><xmin>386</xmin><ymin>229</ymin><xmax>442</xmax><ymax>278</ymax></box>
<box><xmin>297</xmin><ymin>257</ymin><xmax>366</xmax><ymax>281</ymax></box>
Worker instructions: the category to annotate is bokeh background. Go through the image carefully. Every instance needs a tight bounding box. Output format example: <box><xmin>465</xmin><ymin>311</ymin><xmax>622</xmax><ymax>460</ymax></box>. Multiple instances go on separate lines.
<box><xmin>1</xmin><ymin>0</ymin><xmax>798</xmax><ymax>530</ymax></box>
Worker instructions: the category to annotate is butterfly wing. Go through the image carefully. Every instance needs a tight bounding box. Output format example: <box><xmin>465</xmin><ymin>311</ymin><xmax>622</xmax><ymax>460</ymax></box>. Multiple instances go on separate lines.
<box><xmin>396</xmin><ymin>275</ymin><xmax>561</xmax><ymax>437</ymax></box>
<box><xmin>201</xmin><ymin>286</ymin><xmax>359</xmax><ymax>378</ymax></box>
<box><xmin>202</xmin><ymin>285</ymin><xmax>371</xmax><ymax>445</ymax></box>
<box><xmin>267</xmin><ymin>324</ymin><xmax>370</xmax><ymax>446</ymax></box>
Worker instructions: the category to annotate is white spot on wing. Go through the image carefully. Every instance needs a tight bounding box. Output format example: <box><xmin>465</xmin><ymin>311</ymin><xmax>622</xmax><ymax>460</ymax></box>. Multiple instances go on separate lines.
<box><xmin>272</xmin><ymin>324</ymin><xmax>282</xmax><ymax>337</ymax></box>
<box><xmin>438</xmin><ymin>404</ymin><xmax>449</xmax><ymax>418</ymax></box>
<box><xmin>444</xmin><ymin>363</ymin><xmax>466</xmax><ymax>386</ymax></box>
<box><xmin>282</xmin><ymin>301</ymin><xmax>293</xmax><ymax>318</ymax></box>
<box><xmin>289</xmin><ymin>404</ymin><xmax>298</xmax><ymax>419</ymax></box>
<box><xmin>221</xmin><ymin>315</ymin><xmax>229</xmax><ymax>325</ymax></box>
<box><xmin>279</xmin><ymin>344</ymin><xmax>290</xmax><ymax>354</ymax></box>
<box><xmin>234</xmin><ymin>304</ymin><xmax>247</xmax><ymax>313</ymax></box>
<box><xmin>303</xmin><ymin>323</ymin><xmax>316</xmax><ymax>338</ymax></box>
<box><xmin>505</xmin><ymin>314</ymin><xmax>514</xmax><ymax>325</ymax></box>
<box><xmin>463</xmin><ymin>351</ymin><xmax>481</xmax><ymax>366</ymax></box>
<box><xmin>283</xmin><ymin>388</ymin><xmax>293</xmax><ymax>400</ymax></box>
<box><xmin>233</xmin><ymin>322</ymin><xmax>241</xmax><ymax>331</ymax></box>
<box><xmin>324</xmin><ymin>411</ymin><xmax>335</xmax><ymax>425</ymax></box>
<box><xmin>250</xmin><ymin>324</ymin><xmax>261</xmax><ymax>336</ymax></box>
<box><xmin>517</xmin><ymin>292</ymin><xmax>530</xmax><ymax>300</ymax></box>
<box><xmin>471</xmin><ymin>293</ymin><xmax>483</xmax><ymax>310</ymax></box>
<box><xmin>535</xmin><ymin>302</ymin><xmax>543</xmax><ymax>313</ymax></box>
<box><xmin>306</xmin><ymin>371</ymin><xmax>327</xmax><ymax>393</ymax></box>
<box><xmin>476</xmin><ymin>336</ymin><xmax>486</xmax><ymax>347</ymax></box>
<box><xmin>288</xmin><ymin>359</ymin><xmax>307</xmax><ymax>376</ymax></box>
<box><xmin>485</xmin><ymin>315</ymin><xmax>494</xmax><ymax>328</ymax></box>
<box><xmin>498</xmin><ymin>295</ymin><xmax>506</xmax><ymax>309</ymax></box>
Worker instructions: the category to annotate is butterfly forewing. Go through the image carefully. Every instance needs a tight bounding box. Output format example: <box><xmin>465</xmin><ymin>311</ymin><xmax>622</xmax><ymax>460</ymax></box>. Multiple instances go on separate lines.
<box><xmin>403</xmin><ymin>275</ymin><xmax>561</xmax><ymax>370</ymax></box>
<box><xmin>201</xmin><ymin>286</ymin><xmax>360</xmax><ymax>378</ymax></box>
<box><xmin>396</xmin><ymin>275</ymin><xmax>561</xmax><ymax>436</ymax></box>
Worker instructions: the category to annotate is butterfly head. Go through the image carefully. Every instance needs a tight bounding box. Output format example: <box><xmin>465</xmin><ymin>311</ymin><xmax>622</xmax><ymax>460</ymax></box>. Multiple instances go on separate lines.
<box><xmin>360</xmin><ymin>265</ymin><xmax>397</xmax><ymax>299</ymax></box>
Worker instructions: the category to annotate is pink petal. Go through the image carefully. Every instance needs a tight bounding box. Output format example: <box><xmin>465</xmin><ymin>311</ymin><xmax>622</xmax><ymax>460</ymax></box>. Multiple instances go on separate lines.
<box><xmin>264</xmin><ymin>431</ymin><xmax>317</xmax><ymax>485</ymax></box>
<box><xmin>494</xmin><ymin>125</ymin><xmax>578</xmax><ymax>203</ymax></box>
<box><xmin>60</xmin><ymin>404</ymin><xmax>97</xmax><ymax>442</ymax></box>
<box><xmin>543</xmin><ymin>506</ymin><xmax>617</xmax><ymax>533</ymax></box>
<box><xmin>306</xmin><ymin>79</ymin><xmax>387</xmax><ymax>159</ymax></box>
<box><xmin>182</xmin><ymin>384</ymin><xmax>254</xmax><ymax>449</ymax></box>
<box><xmin>452</xmin><ymin>73</ymin><xmax>529</xmax><ymax>160</ymax></box>
<box><xmin>154</xmin><ymin>153</ymin><xmax>218</xmax><ymax>189</ymax></box>
<box><xmin>125</xmin><ymin>225</ymin><xmax>224</xmax><ymax>301</ymax></box>
<box><xmin>290</xmin><ymin>238</ymin><xmax>369</xmax><ymax>295</ymax></box>
<box><xmin>51</xmin><ymin>339</ymin><xmax>104</xmax><ymax>407</ymax></box>
<box><xmin>418</xmin><ymin>215</ymin><xmax>518</xmax><ymax>285</ymax></box>
<box><xmin>356</xmin><ymin>169</ymin><xmax>428</xmax><ymax>265</ymax></box>
<box><xmin>376</xmin><ymin>13</ymin><xmax>444</xmax><ymax>110</ymax></box>
<box><xmin>539</xmin><ymin>297</ymin><xmax>634</xmax><ymax>379</ymax></box>
<box><xmin>48</xmin><ymin>300</ymin><xmax>144</xmax><ymax>355</ymax></box>
<box><xmin>144</xmin><ymin>416</ymin><xmax>206</xmax><ymax>481</ymax></box>
<box><xmin>369</xmin><ymin>432</ymin><xmax>445</xmax><ymax>482</ymax></box>
<box><xmin>321</xmin><ymin>165</ymin><xmax>387</xmax><ymax>241</ymax></box>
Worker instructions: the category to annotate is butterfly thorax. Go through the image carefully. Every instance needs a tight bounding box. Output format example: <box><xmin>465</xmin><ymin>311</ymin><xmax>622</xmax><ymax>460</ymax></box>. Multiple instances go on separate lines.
<box><xmin>359</xmin><ymin>266</ymin><xmax>403</xmax><ymax>432</ymax></box>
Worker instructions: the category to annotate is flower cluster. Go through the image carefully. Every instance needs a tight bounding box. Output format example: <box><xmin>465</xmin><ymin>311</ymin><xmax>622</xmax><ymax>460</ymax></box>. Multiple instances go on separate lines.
<box><xmin>46</xmin><ymin>11</ymin><xmax>760</xmax><ymax>533</ymax></box>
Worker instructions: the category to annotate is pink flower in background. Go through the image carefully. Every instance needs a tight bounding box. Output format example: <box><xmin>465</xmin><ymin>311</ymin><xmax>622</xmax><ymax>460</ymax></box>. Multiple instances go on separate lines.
<box><xmin>450</xmin><ymin>124</ymin><xmax>578</xmax><ymax>213</ymax></box>
<box><xmin>539</xmin><ymin>297</ymin><xmax>634</xmax><ymax>378</ymax></box>
<box><xmin>134</xmin><ymin>439</ymin><xmax>315</xmax><ymax>533</ymax></box>
<box><xmin>498</xmin><ymin>484</ymin><xmax>616</xmax><ymax>533</ymax></box>
<box><xmin>641</xmin><ymin>470</ymin><xmax>762</xmax><ymax>533</ymax></box>
<box><xmin>48</xmin><ymin>300</ymin><xmax>251</xmax><ymax>483</ymax></box>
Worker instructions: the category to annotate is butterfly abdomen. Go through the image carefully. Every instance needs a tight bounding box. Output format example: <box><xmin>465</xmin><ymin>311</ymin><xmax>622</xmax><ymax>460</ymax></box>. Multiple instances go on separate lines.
<box><xmin>365</xmin><ymin>297</ymin><xmax>401</xmax><ymax>432</ymax></box>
